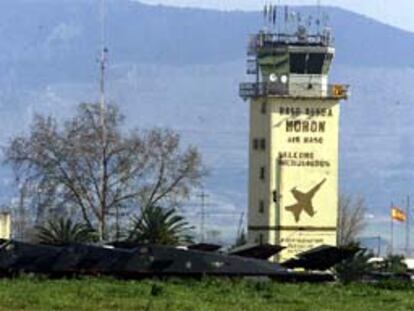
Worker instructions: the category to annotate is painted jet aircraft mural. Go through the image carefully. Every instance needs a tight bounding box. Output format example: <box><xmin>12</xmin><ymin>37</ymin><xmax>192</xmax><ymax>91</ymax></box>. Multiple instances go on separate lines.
<box><xmin>285</xmin><ymin>179</ymin><xmax>327</xmax><ymax>222</ymax></box>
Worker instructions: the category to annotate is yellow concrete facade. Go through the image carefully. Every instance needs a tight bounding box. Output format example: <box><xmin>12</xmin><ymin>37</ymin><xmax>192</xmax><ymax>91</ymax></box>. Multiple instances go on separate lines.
<box><xmin>0</xmin><ymin>213</ymin><xmax>11</xmax><ymax>240</ymax></box>
<box><xmin>248</xmin><ymin>97</ymin><xmax>340</xmax><ymax>261</ymax></box>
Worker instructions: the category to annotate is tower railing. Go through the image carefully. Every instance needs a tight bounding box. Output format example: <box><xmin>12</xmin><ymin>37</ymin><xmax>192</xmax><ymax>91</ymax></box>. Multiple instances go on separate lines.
<box><xmin>239</xmin><ymin>82</ymin><xmax>349</xmax><ymax>100</ymax></box>
<box><xmin>240</xmin><ymin>82</ymin><xmax>289</xmax><ymax>98</ymax></box>
<box><xmin>248</xmin><ymin>32</ymin><xmax>332</xmax><ymax>55</ymax></box>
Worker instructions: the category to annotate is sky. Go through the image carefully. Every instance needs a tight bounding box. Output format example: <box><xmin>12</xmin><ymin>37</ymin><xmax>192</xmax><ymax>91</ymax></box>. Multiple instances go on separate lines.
<box><xmin>137</xmin><ymin>0</ymin><xmax>414</xmax><ymax>33</ymax></box>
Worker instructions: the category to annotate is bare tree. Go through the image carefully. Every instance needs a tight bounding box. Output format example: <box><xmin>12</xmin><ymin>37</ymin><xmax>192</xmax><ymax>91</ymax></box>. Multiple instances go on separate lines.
<box><xmin>4</xmin><ymin>103</ymin><xmax>205</xmax><ymax>241</ymax></box>
<box><xmin>337</xmin><ymin>194</ymin><xmax>367</xmax><ymax>246</ymax></box>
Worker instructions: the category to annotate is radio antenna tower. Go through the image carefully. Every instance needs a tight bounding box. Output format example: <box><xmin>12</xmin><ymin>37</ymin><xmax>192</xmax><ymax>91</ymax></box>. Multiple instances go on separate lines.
<box><xmin>98</xmin><ymin>0</ymin><xmax>109</xmax><ymax>241</ymax></box>
<box><xmin>317</xmin><ymin>0</ymin><xmax>321</xmax><ymax>34</ymax></box>
<box><xmin>99</xmin><ymin>0</ymin><xmax>108</xmax><ymax>118</ymax></box>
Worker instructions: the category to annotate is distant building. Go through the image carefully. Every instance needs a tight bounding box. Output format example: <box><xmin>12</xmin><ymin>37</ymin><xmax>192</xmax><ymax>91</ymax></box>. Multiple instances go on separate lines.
<box><xmin>239</xmin><ymin>11</ymin><xmax>349</xmax><ymax>261</ymax></box>
<box><xmin>0</xmin><ymin>213</ymin><xmax>11</xmax><ymax>240</ymax></box>
<box><xmin>403</xmin><ymin>258</ymin><xmax>414</xmax><ymax>273</ymax></box>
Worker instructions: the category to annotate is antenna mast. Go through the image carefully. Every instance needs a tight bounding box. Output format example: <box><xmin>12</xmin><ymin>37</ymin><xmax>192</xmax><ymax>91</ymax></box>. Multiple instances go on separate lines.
<box><xmin>99</xmin><ymin>0</ymin><xmax>109</xmax><ymax>241</ymax></box>
<box><xmin>317</xmin><ymin>0</ymin><xmax>321</xmax><ymax>34</ymax></box>
<box><xmin>100</xmin><ymin>0</ymin><xmax>108</xmax><ymax>115</ymax></box>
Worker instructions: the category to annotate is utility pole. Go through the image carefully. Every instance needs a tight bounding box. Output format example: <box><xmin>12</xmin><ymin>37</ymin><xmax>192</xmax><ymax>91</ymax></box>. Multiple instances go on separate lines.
<box><xmin>197</xmin><ymin>190</ymin><xmax>209</xmax><ymax>242</ymax></box>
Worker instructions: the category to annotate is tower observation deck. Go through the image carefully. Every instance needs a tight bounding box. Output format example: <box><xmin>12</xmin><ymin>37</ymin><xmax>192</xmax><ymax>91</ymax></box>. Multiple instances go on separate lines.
<box><xmin>240</xmin><ymin>27</ymin><xmax>349</xmax><ymax>100</ymax></box>
<box><xmin>240</xmin><ymin>11</ymin><xmax>349</xmax><ymax>261</ymax></box>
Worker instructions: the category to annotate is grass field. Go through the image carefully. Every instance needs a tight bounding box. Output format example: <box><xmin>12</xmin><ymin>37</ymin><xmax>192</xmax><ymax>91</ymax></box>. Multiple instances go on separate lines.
<box><xmin>0</xmin><ymin>277</ymin><xmax>412</xmax><ymax>311</ymax></box>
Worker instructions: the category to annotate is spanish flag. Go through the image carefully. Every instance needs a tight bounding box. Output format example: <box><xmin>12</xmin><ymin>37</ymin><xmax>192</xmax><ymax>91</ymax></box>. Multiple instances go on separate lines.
<box><xmin>391</xmin><ymin>207</ymin><xmax>406</xmax><ymax>222</ymax></box>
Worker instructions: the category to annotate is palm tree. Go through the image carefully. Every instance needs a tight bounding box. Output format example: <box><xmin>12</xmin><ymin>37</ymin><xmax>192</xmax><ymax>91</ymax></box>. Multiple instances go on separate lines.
<box><xmin>128</xmin><ymin>206</ymin><xmax>194</xmax><ymax>245</ymax></box>
<box><xmin>36</xmin><ymin>218</ymin><xmax>98</xmax><ymax>246</ymax></box>
<box><xmin>334</xmin><ymin>244</ymin><xmax>374</xmax><ymax>283</ymax></box>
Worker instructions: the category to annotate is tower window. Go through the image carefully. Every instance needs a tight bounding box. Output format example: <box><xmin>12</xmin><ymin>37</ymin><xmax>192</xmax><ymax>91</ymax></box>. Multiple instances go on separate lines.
<box><xmin>260</xmin><ymin>167</ymin><xmax>265</xmax><ymax>181</ymax></box>
<box><xmin>307</xmin><ymin>53</ymin><xmax>326</xmax><ymax>74</ymax></box>
<box><xmin>272</xmin><ymin>190</ymin><xmax>278</xmax><ymax>203</ymax></box>
<box><xmin>290</xmin><ymin>53</ymin><xmax>325</xmax><ymax>74</ymax></box>
<box><xmin>252</xmin><ymin>139</ymin><xmax>259</xmax><ymax>150</ymax></box>
<box><xmin>290</xmin><ymin>53</ymin><xmax>307</xmax><ymax>73</ymax></box>
<box><xmin>260</xmin><ymin>138</ymin><xmax>266</xmax><ymax>150</ymax></box>
<box><xmin>259</xmin><ymin>200</ymin><xmax>265</xmax><ymax>214</ymax></box>
<box><xmin>261</xmin><ymin>101</ymin><xmax>267</xmax><ymax>114</ymax></box>
<box><xmin>259</xmin><ymin>234</ymin><xmax>264</xmax><ymax>245</ymax></box>
<box><xmin>253</xmin><ymin>138</ymin><xmax>266</xmax><ymax>151</ymax></box>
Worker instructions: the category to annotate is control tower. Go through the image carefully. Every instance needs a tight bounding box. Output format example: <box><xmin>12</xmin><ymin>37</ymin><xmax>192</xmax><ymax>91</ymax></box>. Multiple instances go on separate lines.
<box><xmin>240</xmin><ymin>10</ymin><xmax>349</xmax><ymax>261</ymax></box>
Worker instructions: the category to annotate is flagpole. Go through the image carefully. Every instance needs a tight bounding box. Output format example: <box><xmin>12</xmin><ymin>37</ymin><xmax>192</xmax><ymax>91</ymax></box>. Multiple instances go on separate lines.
<box><xmin>406</xmin><ymin>195</ymin><xmax>410</xmax><ymax>256</ymax></box>
<box><xmin>390</xmin><ymin>202</ymin><xmax>394</xmax><ymax>255</ymax></box>
<box><xmin>377</xmin><ymin>235</ymin><xmax>381</xmax><ymax>257</ymax></box>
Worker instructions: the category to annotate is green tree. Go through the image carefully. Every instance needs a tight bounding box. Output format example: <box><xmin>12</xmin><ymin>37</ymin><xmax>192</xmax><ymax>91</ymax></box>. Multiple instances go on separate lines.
<box><xmin>382</xmin><ymin>255</ymin><xmax>407</xmax><ymax>274</ymax></box>
<box><xmin>128</xmin><ymin>205</ymin><xmax>194</xmax><ymax>245</ymax></box>
<box><xmin>36</xmin><ymin>218</ymin><xmax>98</xmax><ymax>246</ymax></box>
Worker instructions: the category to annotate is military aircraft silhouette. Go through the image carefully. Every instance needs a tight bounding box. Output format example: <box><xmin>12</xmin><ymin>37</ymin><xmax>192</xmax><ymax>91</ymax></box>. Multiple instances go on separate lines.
<box><xmin>285</xmin><ymin>179</ymin><xmax>327</xmax><ymax>222</ymax></box>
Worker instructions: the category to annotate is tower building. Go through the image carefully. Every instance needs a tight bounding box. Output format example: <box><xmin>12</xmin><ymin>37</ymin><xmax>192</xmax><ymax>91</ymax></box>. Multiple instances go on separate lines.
<box><xmin>240</xmin><ymin>13</ymin><xmax>348</xmax><ymax>261</ymax></box>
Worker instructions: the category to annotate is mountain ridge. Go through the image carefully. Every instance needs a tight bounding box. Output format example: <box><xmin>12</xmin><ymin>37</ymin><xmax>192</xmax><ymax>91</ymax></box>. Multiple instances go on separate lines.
<box><xmin>0</xmin><ymin>0</ymin><xmax>413</xmax><ymax>245</ymax></box>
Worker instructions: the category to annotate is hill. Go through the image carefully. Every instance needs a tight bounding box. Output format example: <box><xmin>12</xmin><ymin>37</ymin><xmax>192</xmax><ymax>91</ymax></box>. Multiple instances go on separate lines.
<box><xmin>0</xmin><ymin>0</ymin><xmax>413</xmax><ymax>244</ymax></box>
